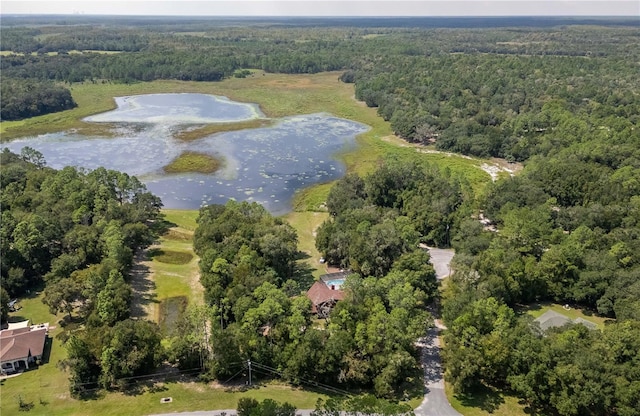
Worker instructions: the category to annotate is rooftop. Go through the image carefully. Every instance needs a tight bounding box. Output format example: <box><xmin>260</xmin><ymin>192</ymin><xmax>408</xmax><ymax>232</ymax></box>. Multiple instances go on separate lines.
<box><xmin>307</xmin><ymin>281</ymin><xmax>345</xmax><ymax>314</ymax></box>
<box><xmin>534</xmin><ymin>310</ymin><xmax>597</xmax><ymax>332</ymax></box>
<box><xmin>0</xmin><ymin>326</ymin><xmax>47</xmax><ymax>362</ymax></box>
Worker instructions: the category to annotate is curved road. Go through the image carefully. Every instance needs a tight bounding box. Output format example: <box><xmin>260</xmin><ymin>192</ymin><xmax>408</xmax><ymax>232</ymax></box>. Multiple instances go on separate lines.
<box><xmin>149</xmin><ymin>248</ymin><xmax>459</xmax><ymax>416</ymax></box>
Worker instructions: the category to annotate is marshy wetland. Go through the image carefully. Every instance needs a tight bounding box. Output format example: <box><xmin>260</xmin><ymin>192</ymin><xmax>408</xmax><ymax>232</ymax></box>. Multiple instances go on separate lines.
<box><xmin>5</xmin><ymin>92</ymin><xmax>369</xmax><ymax>214</ymax></box>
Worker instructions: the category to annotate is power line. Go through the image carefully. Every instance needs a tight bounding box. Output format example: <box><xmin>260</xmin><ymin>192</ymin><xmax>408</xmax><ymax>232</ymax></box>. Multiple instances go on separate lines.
<box><xmin>249</xmin><ymin>361</ymin><xmax>351</xmax><ymax>397</ymax></box>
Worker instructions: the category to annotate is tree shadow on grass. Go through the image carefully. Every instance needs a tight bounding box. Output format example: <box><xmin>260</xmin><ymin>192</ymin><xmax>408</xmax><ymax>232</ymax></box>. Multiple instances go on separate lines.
<box><xmin>454</xmin><ymin>384</ymin><xmax>505</xmax><ymax>414</ymax></box>
<box><xmin>129</xmin><ymin>252</ymin><xmax>159</xmax><ymax>319</ymax></box>
<box><xmin>40</xmin><ymin>336</ymin><xmax>53</xmax><ymax>365</ymax></box>
<box><xmin>151</xmin><ymin>217</ymin><xmax>176</xmax><ymax>237</ymax></box>
<box><xmin>518</xmin><ymin>398</ymin><xmax>547</xmax><ymax>416</ymax></box>
<box><xmin>291</xmin><ymin>255</ymin><xmax>316</xmax><ymax>291</ymax></box>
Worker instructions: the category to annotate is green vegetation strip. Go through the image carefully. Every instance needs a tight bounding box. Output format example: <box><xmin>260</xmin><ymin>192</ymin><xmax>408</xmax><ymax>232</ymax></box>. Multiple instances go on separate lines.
<box><xmin>174</xmin><ymin>119</ymin><xmax>273</xmax><ymax>141</ymax></box>
<box><xmin>163</xmin><ymin>151</ymin><xmax>222</xmax><ymax>174</ymax></box>
<box><xmin>162</xmin><ymin>209</ymin><xmax>199</xmax><ymax>231</ymax></box>
<box><xmin>282</xmin><ymin>211</ymin><xmax>329</xmax><ymax>278</ymax></box>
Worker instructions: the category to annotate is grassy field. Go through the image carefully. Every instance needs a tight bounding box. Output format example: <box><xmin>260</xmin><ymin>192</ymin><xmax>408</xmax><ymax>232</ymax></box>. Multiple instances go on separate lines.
<box><xmin>146</xmin><ymin>209</ymin><xmax>203</xmax><ymax>324</ymax></box>
<box><xmin>282</xmin><ymin>211</ymin><xmax>330</xmax><ymax>278</ymax></box>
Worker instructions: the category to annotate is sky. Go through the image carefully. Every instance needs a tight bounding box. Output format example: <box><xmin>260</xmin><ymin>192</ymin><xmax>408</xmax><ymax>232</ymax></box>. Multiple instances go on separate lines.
<box><xmin>1</xmin><ymin>0</ymin><xmax>638</xmax><ymax>17</ymax></box>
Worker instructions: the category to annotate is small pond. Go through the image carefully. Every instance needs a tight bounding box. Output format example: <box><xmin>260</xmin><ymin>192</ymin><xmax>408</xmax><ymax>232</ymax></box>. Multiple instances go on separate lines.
<box><xmin>5</xmin><ymin>93</ymin><xmax>369</xmax><ymax>215</ymax></box>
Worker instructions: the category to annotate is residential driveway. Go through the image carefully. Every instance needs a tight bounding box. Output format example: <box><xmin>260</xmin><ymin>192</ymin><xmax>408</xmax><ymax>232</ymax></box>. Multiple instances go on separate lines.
<box><xmin>426</xmin><ymin>247</ymin><xmax>455</xmax><ymax>280</ymax></box>
<box><xmin>414</xmin><ymin>326</ymin><xmax>461</xmax><ymax>416</ymax></box>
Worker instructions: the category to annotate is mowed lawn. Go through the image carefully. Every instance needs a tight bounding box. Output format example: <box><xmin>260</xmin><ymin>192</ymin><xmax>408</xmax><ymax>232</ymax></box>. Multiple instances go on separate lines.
<box><xmin>282</xmin><ymin>211</ymin><xmax>329</xmax><ymax>279</ymax></box>
<box><xmin>446</xmin><ymin>382</ymin><xmax>530</xmax><ymax>416</ymax></box>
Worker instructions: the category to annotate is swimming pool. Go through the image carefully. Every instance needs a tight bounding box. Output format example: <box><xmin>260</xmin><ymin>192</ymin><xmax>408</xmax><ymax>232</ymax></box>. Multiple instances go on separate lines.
<box><xmin>324</xmin><ymin>279</ymin><xmax>345</xmax><ymax>289</ymax></box>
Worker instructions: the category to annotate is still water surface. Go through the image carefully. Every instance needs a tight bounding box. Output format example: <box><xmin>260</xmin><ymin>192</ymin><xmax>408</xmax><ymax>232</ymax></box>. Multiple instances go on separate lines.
<box><xmin>6</xmin><ymin>93</ymin><xmax>368</xmax><ymax>214</ymax></box>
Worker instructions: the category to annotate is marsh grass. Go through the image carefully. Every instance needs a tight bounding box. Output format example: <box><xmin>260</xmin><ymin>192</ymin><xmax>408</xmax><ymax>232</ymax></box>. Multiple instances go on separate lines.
<box><xmin>163</xmin><ymin>151</ymin><xmax>223</xmax><ymax>174</ymax></box>
<box><xmin>174</xmin><ymin>119</ymin><xmax>273</xmax><ymax>141</ymax></box>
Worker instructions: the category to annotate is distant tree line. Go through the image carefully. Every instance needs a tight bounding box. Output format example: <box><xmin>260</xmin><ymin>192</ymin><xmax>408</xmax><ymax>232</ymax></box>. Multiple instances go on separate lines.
<box><xmin>1</xmin><ymin>22</ymin><xmax>637</xmax><ymax>121</ymax></box>
<box><xmin>350</xmin><ymin>53</ymin><xmax>638</xmax><ymax>162</ymax></box>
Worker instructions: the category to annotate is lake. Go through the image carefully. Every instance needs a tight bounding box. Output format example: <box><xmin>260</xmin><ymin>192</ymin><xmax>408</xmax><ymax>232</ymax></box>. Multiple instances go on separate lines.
<box><xmin>5</xmin><ymin>93</ymin><xmax>369</xmax><ymax>215</ymax></box>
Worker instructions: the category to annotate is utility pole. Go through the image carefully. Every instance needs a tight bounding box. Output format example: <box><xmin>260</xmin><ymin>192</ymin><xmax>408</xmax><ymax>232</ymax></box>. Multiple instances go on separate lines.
<box><xmin>247</xmin><ymin>360</ymin><xmax>252</xmax><ymax>386</ymax></box>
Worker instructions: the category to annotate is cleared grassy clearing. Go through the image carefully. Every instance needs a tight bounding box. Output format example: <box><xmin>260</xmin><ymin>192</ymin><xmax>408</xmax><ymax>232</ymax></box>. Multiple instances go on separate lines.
<box><xmin>151</xmin><ymin>226</ymin><xmax>201</xmax><ymax>307</ymax></box>
<box><xmin>151</xmin><ymin>249</ymin><xmax>194</xmax><ymax>265</ymax></box>
<box><xmin>282</xmin><ymin>211</ymin><xmax>329</xmax><ymax>278</ymax></box>
<box><xmin>163</xmin><ymin>151</ymin><xmax>223</xmax><ymax>174</ymax></box>
<box><xmin>162</xmin><ymin>209</ymin><xmax>199</xmax><ymax>231</ymax></box>
<box><xmin>69</xmin><ymin>50</ymin><xmax>124</xmax><ymax>55</ymax></box>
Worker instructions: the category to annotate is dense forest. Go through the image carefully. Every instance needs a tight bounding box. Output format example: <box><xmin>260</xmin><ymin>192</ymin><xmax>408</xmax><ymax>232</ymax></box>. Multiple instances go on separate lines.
<box><xmin>1</xmin><ymin>16</ymin><xmax>639</xmax><ymax>414</ymax></box>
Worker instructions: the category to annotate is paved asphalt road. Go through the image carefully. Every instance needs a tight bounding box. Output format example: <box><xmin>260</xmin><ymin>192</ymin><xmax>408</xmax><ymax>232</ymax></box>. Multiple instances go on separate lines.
<box><xmin>426</xmin><ymin>247</ymin><xmax>455</xmax><ymax>280</ymax></box>
<box><xmin>414</xmin><ymin>326</ymin><xmax>462</xmax><ymax>416</ymax></box>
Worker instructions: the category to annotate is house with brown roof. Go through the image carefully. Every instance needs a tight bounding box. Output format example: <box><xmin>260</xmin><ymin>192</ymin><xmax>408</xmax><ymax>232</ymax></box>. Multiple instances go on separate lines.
<box><xmin>0</xmin><ymin>322</ymin><xmax>48</xmax><ymax>374</ymax></box>
<box><xmin>306</xmin><ymin>280</ymin><xmax>345</xmax><ymax>319</ymax></box>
